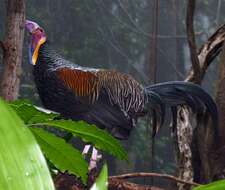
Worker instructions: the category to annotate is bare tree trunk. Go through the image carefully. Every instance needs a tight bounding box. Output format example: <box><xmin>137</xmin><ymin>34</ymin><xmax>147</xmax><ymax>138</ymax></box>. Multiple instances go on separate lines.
<box><xmin>147</xmin><ymin>1</ymin><xmax>159</xmax><ymax>186</ymax></box>
<box><xmin>216</xmin><ymin>44</ymin><xmax>225</xmax><ymax>146</ymax></box>
<box><xmin>211</xmin><ymin>42</ymin><xmax>225</xmax><ymax>180</ymax></box>
<box><xmin>176</xmin><ymin>107</ymin><xmax>196</xmax><ymax>190</ymax></box>
<box><xmin>172</xmin><ymin>0</ymin><xmax>185</xmax><ymax>80</ymax></box>
<box><xmin>175</xmin><ymin>2</ymin><xmax>199</xmax><ymax>189</ymax></box>
<box><xmin>0</xmin><ymin>0</ymin><xmax>25</xmax><ymax>101</ymax></box>
<box><xmin>173</xmin><ymin>0</ymin><xmax>179</xmax><ymax>80</ymax></box>
<box><xmin>180</xmin><ymin>24</ymin><xmax>225</xmax><ymax>181</ymax></box>
<box><xmin>175</xmin><ymin>0</ymin><xmax>225</xmax><ymax>188</ymax></box>
<box><xmin>148</xmin><ymin>0</ymin><xmax>158</xmax><ymax>84</ymax></box>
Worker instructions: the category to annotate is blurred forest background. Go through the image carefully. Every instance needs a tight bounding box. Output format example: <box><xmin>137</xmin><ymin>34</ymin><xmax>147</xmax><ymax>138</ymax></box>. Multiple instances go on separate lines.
<box><xmin>0</xmin><ymin>0</ymin><xmax>224</xmax><ymax>188</ymax></box>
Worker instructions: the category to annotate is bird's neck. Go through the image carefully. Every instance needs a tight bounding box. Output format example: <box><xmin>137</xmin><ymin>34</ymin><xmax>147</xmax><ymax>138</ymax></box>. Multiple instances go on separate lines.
<box><xmin>38</xmin><ymin>41</ymin><xmax>59</xmax><ymax>61</ymax></box>
<box><xmin>37</xmin><ymin>41</ymin><xmax>82</xmax><ymax>72</ymax></box>
<box><xmin>37</xmin><ymin>41</ymin><xmax>64</xmax><ymax>68</ymax></box>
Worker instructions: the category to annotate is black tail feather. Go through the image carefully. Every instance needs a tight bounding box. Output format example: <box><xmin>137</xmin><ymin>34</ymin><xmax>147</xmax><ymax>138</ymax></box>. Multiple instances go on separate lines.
<box><xmin>145</xmin><ymin>81</ymin><xmax>218</xmax><ymax>135</ymax></box>
<box><xmin>144</xmin><ymin>89</ymin><xmax>166</xmax><ymax>135</ymax></box>
<box><xmin>171</xmin><ymin>106</ymin><xmax>177</xmax><ymax>133</ymax></box>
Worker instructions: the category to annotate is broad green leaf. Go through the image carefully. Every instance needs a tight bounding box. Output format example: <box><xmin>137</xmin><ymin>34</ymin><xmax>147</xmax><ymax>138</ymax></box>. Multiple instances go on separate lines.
<box><xmin>0</xmin><ymin>98</ymin><xmax>54</xmax><ymax>190</ymax></box>
<box><xmin>90</xmin><ymin>164</ymin><xmax>108</xmax><ymax>190</ymax></box>
<box><xmin>10</xmin><ymin>100</ymin><xmax>127</xmax><ymax>161</ymax></box>
<box><xmin>9</xmin><ymin>100</ymin><xmax>58</xmax><ymax>124</ymax></box>
<box><xmin>193</xmin><ymin>180</ymin><xmax>225</xmax><ymax>190</ymax></box>
<box><xmin>31</xmin><ymin>120</ymin><xmax>127</xmax><ymax>160</ymax></box>
<box><xmin>31</xmin><ymin>127</ymin><xmax>88</xmax><ymax>183</ymax></box>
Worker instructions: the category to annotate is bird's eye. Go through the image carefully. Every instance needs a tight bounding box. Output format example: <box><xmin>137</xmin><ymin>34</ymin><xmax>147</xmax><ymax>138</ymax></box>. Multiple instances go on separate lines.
<box><xmin>39</xmin><ymin>28</ymin><xmax>43</xmax><ymax>32</ymax></box>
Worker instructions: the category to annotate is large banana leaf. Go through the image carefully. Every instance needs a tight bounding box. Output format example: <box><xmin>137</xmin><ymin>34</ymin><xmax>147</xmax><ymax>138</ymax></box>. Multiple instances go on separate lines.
<box><xmin>0</xmin><ymin>98</ymin><xmax>55</xmax><ymax>190</ymax></box>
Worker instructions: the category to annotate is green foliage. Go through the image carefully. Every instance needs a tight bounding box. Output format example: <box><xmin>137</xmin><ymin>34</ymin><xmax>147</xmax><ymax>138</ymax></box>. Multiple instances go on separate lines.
<box><xmin>10</xmin><ymin>100</ymin><xmax>127</xmax><ymax>161</ymax></box>
<box><xmin>35</xmin><ymin>120</ymin><xmax>128</xmax><ymax>161</ymax></box>
<box><xmin>9</xmin><ymin>100</ymin><xmax>59</xmax><ymax>124</ymax></box>
<box><xmin>31</xmin><ymin>127</ymin><xmax>88</xmax><ymax>183</ymax></box>
<box><xmin>0</xmin><ymin>98</ymin><xmax>54</xmax><ymax>190</ymax></box>
<box><xmin>193</xmin><ymin>180</ymin><xmax>225</xmax><ymax>190</ymax></box>
<box><xmin>10</xmin><ymin>100</ymin><xmax>127</xmax><ymax>183</ymax></box>
<box><xmin>90</xmin><ymin>164</ymin><xmax>108</xmax><ymax>190</ymax></box>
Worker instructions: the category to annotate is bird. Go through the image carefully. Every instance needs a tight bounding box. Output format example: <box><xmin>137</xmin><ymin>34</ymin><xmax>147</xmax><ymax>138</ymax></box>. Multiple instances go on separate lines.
<box><xmin>25</xmin><ymin>20</ymin><xmax>218</xmax><ymax>169</ymax></box>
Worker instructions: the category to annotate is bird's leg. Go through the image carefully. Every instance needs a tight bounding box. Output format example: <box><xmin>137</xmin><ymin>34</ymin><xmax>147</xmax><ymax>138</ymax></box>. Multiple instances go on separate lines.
<box><xmin>89</xmin><ymin>147</ymin><xmax>102</xmax><ymax>170</ymax></box>
<box><xmin>89</xmin><ymin>147</ymin><xmax>98</xmax><ymax>170</ymax></box>
<box><xmin>82</xmin><ymin>145</ymin><xmax>102</xmax><ymax>170</ymax></box>
<box><xmin>82</xmin><ymin>144</ymin><xmax>91</xmax><ymax>156</ymax></box>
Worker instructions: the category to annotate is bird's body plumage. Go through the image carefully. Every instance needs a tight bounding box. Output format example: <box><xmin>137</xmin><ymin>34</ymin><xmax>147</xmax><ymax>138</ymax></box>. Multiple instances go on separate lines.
<box><xmin>34</xmin><ymin>43</ymin><xmax>148</xmax><ymax>139</ymax></box>
<box><xmin>25</xmin><ymin>20</ymin><xmax>218</xmax><ymax>140</ymax></box>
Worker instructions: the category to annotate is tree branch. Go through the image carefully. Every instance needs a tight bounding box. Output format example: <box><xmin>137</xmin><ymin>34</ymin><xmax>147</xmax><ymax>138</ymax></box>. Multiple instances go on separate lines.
<box><xmin>182</xmin><ymin>6</ymin><xmax>225</xmax><ymax>183</ymax></box>
<box><xmin>54</xmin><ymin>172</ymin><xmax>166</xmax><ymax>190</ymax></box>
<box><xmin>176</xmin><ymin>23</ymin><xmax>225</xmax><ymax>186</ymax></box>
<box><xmin>109</xmin><ymin>178</ymin><xmax>165</xmax><ymax>190</ymax></box>
<box><xmin>110</xmin><ymin>172</ymin><xmax>200</xmax><ymax>186</ymax></box>
<box><xmin>185</xmin><ymin>24</ymin><xmax>225</xmax><ymax>82</ymax></box>
<box><xmin>186</xmin><ymin>0</ymin><xmax>201</xmax><ymax>83</ymax></box>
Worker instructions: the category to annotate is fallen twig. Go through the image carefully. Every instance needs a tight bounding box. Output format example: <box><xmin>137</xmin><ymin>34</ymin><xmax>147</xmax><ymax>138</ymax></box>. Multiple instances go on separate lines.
<box><xmin>110</xmin><ymin>172</ymin><xmax>200</xmax><ymax>187</ymax></box>
<box><xmin>109</xmin><ymin>177</ymin><xmax>165</xmax><ymax>190</ymax></box>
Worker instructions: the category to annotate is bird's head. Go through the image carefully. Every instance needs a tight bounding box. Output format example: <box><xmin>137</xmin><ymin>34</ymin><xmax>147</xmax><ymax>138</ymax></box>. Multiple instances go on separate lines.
<box><xmin>25</xmin><ymin>20</ymin><xmax>46</xmax><ymax>65</ymax></box>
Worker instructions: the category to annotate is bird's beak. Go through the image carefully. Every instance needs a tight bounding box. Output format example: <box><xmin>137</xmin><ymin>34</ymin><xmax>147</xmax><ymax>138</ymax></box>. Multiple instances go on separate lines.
<box><xmin>25</xmin><ymin>20</ymin><xmax>40</xmax><ymax>34</ymax></box>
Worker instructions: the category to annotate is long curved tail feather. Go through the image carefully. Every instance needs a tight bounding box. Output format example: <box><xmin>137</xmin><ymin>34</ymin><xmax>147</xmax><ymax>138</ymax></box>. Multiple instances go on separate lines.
<box><xmin>144</xmin><ymin>81</ymin><xmax>218</xmax><ymax>136</ymax></box>
<box><xmin>144</xmin><ymin>90</ymin><xmax>166</xmax><ymax>136</ymax></box>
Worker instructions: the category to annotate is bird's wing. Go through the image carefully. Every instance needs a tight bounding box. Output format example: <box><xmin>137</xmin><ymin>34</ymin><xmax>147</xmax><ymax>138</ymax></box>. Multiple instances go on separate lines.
<box><xmin>56</xmin><ymin>67</ymin><xmax>145</xmax><ymax>114</ymax></box>
<box><xmin>56</xmin><ymin>67</ymin><xmax>149</xmax><ymax>139</ymax></box>
<box><xmin>56</xmin><ymin>67</ymin><xmax>99</xmax><ymax>101</ymax></box>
